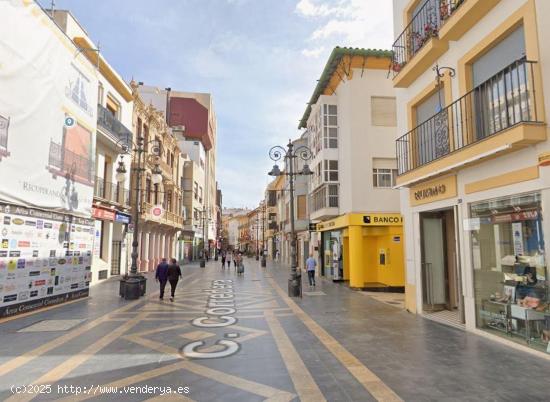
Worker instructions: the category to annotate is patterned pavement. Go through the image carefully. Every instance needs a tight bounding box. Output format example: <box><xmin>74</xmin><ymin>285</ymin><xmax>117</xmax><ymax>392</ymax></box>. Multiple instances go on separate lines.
<box><xmin>0</xmin><ymin>258</ymin><xmax>549</xmax><ymax>401</ymax></box>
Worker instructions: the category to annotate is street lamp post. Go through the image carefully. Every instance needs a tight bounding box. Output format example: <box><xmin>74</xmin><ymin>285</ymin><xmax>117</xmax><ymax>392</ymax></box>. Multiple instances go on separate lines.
<box><xmin>115</xmin><ymin>137</ymin><xmax>163</xmax><ymax>300</ymax></box>
<box><xmin>268</xmin><ymin>140</ymin><xmax>313</xmax><ymax>297</ymax></box>
<box><xmin>200</xmin><ymin>206</ymin><xmax>207</xmax><ymax>268</ymax></box>
<box><xmin>261</xmin><ymin>201</ymin><xmax>266</xmax><ymax>267</ymax></box>
<box><xmin>255</xmin><ymin>212</ymin><xmax>259</xmax><ymax>261</ymax></box>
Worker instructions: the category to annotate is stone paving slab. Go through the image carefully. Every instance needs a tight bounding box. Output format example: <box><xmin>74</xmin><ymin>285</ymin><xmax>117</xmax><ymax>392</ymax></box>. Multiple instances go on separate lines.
<box><xmin>0</xmin><ymin>258</ymin><xmax>549</xmax><ymax>401</ymax></box>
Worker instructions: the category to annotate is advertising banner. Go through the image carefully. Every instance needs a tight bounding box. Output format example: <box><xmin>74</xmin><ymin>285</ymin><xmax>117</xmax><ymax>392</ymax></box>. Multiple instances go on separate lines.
<box><xmin>0</xmin><ymin>1</ymin><xmax>97</xmax><ymax>217</ymax></box>
<box><xmin>0</xmin><ymin>202</ymin><xmax>93</xmax><ymax>318</ymax></box>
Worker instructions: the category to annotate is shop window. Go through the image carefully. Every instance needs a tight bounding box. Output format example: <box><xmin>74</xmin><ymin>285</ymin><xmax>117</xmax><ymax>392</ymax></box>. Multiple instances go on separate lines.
<box><xmin>470</xmin><ymin>193</ymin><xmax>548</xmax><ymax>353</ymax></box>
<box><xmin>373</xmin><ymin>168</ymin><xmax>397</xmax><ymax>188</ymax></box>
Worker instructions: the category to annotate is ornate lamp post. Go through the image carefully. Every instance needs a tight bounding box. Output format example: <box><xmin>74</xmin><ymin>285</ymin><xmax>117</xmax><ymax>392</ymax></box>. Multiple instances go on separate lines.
<box><xmin>255</xmin><ymin>212</ymin><xmax>260</xmax><ymax>261</ymax></box>
<box><xmin>115</xmin><ymin>137</ymin><xmax>163</xmax><ymax>300</ymax></box>
<box><xmin>268</xmin><ymin>140</ymin><xmax>313</xmax><ymax>297</ymax></box>
<box><xmin>200</xmin><ymin>206</ymin><xmax>208</xmax><ymax>268</ymax></box>
<box><xmin>261</xmin><ymin>201</ymin><xmax>267</xmax><ymax>267</ymax></box>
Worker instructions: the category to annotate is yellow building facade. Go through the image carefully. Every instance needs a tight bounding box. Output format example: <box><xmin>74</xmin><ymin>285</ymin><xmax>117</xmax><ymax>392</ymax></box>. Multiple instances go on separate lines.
<box><xmin>316</xmin><ymin>213</ymin><xmax>405</xmax><ymax>290</ymax></box>
<box><xmin>392</xmin><ymin>0</ymin><xmax>550</xmax><ymax>356</ymax></box>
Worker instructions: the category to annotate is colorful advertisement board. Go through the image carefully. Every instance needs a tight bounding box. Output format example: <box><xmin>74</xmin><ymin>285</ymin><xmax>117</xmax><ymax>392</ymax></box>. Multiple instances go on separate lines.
<box><xmin>0</xmin><ymin>1</ymin><xmax>97</xmax><ymax>217</ymax></box>
<box><xmin>0</xmin><ymin>202</ymin><xmax>93</xmax><ymax>318</ymax></box>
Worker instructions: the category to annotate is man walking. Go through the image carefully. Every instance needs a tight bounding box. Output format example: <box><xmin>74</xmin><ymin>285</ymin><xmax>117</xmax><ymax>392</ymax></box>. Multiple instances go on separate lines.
<box><xmin>155</xmin><ymin>258</ymin><xmax>169</xmax><ymax>300</ymax></box>
<box><xmin>221</xmin><ymin>251</ymin><xmax>226</xmax><ymax>270</ymax></box>
<box><xmin>306</xmin><ymin>254</ymin><xmax>317</xmax><ymax>287</ymax></box>
<box><xmin>167</xmin><ymin>258</ymin><xmax>182</xmax><ymax>302</ymax></box>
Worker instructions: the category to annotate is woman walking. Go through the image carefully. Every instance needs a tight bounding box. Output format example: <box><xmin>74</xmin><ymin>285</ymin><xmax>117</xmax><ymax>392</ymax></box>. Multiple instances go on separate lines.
<box><xmin>167</xmin><ymin>258</ymin><xmax>182</xmax><ymax>302</ymax></box>
<box><xmin>226</xmin><ymin>251</ymin><xmax>232</xmax><ymax>269</ymax></box>
<box><xmin>235</xmin><ymin>252</ymin><xmax>244</xmax><ymax>275</ymax></box>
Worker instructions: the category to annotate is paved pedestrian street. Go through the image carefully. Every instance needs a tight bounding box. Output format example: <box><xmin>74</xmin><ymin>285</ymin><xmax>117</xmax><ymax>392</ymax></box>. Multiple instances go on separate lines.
<box><xmin>0</xmin><ymin>259</ymin><xmax>549</xmax><ymax>402</ymax></box>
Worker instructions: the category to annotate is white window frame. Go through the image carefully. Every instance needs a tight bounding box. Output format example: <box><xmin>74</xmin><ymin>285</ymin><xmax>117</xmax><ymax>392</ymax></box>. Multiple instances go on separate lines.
<box><xmin>373</xmin><ymin>168</ymin><xmax>398</xmax><ymax>188</ymax></box>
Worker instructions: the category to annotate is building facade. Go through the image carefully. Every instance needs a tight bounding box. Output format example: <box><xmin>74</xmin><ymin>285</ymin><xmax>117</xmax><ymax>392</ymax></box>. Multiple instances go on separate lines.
<box><xmin>392</xmin><ymin>0</ymin><xmax>550</xmax><ymax>355</ymax></box>
<box><xmin>131</xmin><ymin>84</ymin><xmax>185</xmax><ymax>271</ymax></box>
<box><xmin>50</xmin><ymin>10</ymin><xmax>135</xmax><ymax>284</ymax></box>
<box><xmin>300</xmin><ymin>47</ymin><xmax>405</xmax><ymax>290</ymax></box>
<box><xmin>138</xmin><ymin>86</ymin><xmax>218</xmax><ymax>260</ymax></box>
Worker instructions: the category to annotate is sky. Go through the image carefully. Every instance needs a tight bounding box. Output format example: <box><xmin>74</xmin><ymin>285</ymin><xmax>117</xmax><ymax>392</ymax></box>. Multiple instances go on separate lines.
<box><xmin>44</xmin><ymin>0</ymin><xmax>393</xmax><ymax>208</ymax></box>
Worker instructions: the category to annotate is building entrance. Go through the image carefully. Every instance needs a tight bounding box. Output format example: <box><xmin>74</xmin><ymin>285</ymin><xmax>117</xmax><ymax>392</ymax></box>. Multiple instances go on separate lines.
<box><xmin>420</xmin><ymin>208</ymin><xmax>462</xmax><ymax>320</ymax></box>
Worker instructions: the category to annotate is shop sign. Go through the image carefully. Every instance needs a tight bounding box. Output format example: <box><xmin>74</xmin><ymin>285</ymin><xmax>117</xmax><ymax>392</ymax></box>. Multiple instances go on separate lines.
<box><xmin>492</xmin><ymin>210</ymin><xmax>538</xmax><ymax>224</ymax></box>
<box><xmin>362</xmin><ymin>214</ymin><xmax>402</xmax><ymax>225</ymax></box>
<box><xmin>114</xmin><ymin>212</ymin><xmax>131</xmax><ymax>224</ymax></box>
<box><xmin>91</xmin><ymin>207</ymin><xmax>115</xmax><ymax>221</ymax></box>
<box><xmin>410</xmin><ymin>175</ymin><xmax>457</xmax><ymax>206</ymax></box>
<box><xmin>316</xmin><ymin>221</ymin><xmax>336</xmax><ymax>230</ymax></box>
<box><xmin>308</xmin><ymin>223</ymin><xmax>317</xmax><ymax>231</ymax></box>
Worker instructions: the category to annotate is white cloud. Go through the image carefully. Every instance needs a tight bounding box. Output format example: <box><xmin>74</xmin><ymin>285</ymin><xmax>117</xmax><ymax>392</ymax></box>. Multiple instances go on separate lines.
<box><xmin>296</xmin><ymin>0</ymin><xmax>393</xmax><ymax>49</ymax></box>
<box><xmin>301</xmin><ymin>46</ymin><xmax>325</xmax><ymax>58</ymax></box>
<box><xmin>295</xmin><ymin>0</ymin><xmax>346</xmax><ymax>17</ymax></box>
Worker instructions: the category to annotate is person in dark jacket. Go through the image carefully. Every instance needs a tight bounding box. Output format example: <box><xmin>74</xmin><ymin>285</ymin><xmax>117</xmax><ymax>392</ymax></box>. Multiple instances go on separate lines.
<box><xmin>167</xmin><ymin>258</ymin><xmax>182</xmax><ymax>302</ymax></box>
<box><xmin>155</xmin><ymin>258</ymin><xmax>169</xmax><ymax>300</ymax></box>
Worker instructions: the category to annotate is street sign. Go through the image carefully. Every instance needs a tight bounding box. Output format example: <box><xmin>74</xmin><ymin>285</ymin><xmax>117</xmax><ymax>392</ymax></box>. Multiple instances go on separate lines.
<box><xmin>151</xmin><ymin>205</ymin><xmax>164</xmax><ymax>218</ymax></box>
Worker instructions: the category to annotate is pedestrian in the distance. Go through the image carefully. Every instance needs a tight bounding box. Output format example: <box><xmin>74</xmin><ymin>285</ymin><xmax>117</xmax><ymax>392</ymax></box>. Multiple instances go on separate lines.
<box><xmin>226</xmin><ymin>251</ymin><xmax>232</xmax><ymax>268</ymax></box>
<box><xmin>221</xmin><ymin>251</ymin><xmax>226</xmax><ymax>270</ymax></box>
<box><xmin>306</xmin><ymin>254</ymin><xmax>317</xmax><ymax>287</ymax></box>
<box><xmin>235</xmin><ymin>252</ymin><xmax>244</xmax><ymax>275</ymax></box>
<box><xmin>233</xmin><ymin>252</ymin><xmax>238</xmax><ymax>270</ymax></box>
<box><xmin>155</xmin><ymin>257</ymin><xmax>169</xmax><ymax>300</ymax></box>
<box><xmin>167</xmin><ymin>258</ymin><xmax>182</xmax><ymax>302</ymax></box>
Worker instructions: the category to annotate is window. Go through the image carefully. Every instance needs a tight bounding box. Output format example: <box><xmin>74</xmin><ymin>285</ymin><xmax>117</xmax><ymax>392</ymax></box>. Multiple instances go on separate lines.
<box><xmin>371</xmin><ymin>97</ymin><xmax>397</xmax><ymax>126</ymax></box>
<box><xmin>324</xmin><ymin>160</ymin><xmax>338</xmax><ymax>182</ymax></box>
<box><xmin>97</xmin><ymin>83</ymin><xmax>104</xmax><ymax>105</ymax></box>
<box><xmin>194</xmin><ymin>181</ymin><xmax>199</xmax><ymax>200</ymax></box>
<box><xmin>106</xmin><ymin>95</ymin><xmax>120</xmax><ymax>119</ymax></box>
<box><xmin>297</xmin><ymin>195</ymin><xmax>307</xmax><ymax>220</ymax></box>
<box><xmin>373</xmin><ymin>168</ymin><xmax>397</xmax><ymax>188</ymax></box>
<box><xmin>323</xmin><ymin>104</ymin><xmax>338</xmax><ymax>149</ymax></box>
<box><xmin>146</xmin><ymin>178</ymin><xmax>152</xmax><ymax>203</ymax></box>
<box><xmin>470</xmin><ymin>193</ymin><xmax>547</xmax><ymax>353</ymax></box>
<box><xmin>199</xmin><ymin>186</ymin><xmax>203</xmax><ymax>203</ymax></box>
<box><xmin>154</xmin><ymin>183</ymin><xmax>159</xmax><ymax>204</ymax></box>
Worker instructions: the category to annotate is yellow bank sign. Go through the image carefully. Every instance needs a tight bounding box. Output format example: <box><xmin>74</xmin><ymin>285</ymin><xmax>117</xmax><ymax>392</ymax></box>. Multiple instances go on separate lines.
<box><xmin>316</xmin><ymin>213</ymin><xmax>403</xmax><ymax>231</ymax></box>
<box><xmin>362</xmin><ymin>214</ymin><xmax>403</xmax><ymax>225</ymax></box>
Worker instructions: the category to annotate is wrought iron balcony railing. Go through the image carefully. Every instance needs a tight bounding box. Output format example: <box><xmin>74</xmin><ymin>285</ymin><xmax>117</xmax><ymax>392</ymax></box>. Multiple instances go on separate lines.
<box><xmin>94</xmin><ymin>176</ymin><xmax>130</xmax><ymax>205</ymax></box>
<box><xmin>391</xmin><ymin>0</ymin><xmax>465</xmax><ymax>73</ymax></box>
<box><xmin>97</xmin><ymin>104</ymin><xmax>133</xmax><ymax>149</ymax></box>
<box><xmin>396</xmin><ymin>59</ymin><xmax>542</xmax><ymax>175</ymax></box>
<box><xmin>48</xmin><ymin>140</ymin><xmax>94</xmax><ymax>184</ymax></box>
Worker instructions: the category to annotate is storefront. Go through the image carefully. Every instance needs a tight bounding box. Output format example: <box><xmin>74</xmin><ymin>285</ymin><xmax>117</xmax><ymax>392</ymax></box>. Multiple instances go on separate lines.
<box><xmin>402</xmin><ymin>161</ymin><xmax>550</xmax><ymax>356</ymax></box>
<box><xmin>91</xmin><ymin>205</ymin><xmax>130</xmax><ymax>281</ymax></box>
<box><xmin>469</xmin><ymin>192</ymin><xmax>549</xmax><ymax>354</ymax></box>
<box><xmin>316</xmin><ymin>213</ymin><xmax>405</xmax><ymax>291</ymax></box>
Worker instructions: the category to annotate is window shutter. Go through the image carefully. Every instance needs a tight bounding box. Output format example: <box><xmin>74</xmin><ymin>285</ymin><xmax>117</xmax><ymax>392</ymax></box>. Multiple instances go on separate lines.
<box><xmin>297</xmin><ymin>195</ymin><xmax>307</xmax><ymax>220</ymax></box>
<box><xmin>371</xmin><ymin>97</ymin><xmax>397</xmax><ymax>127</ymax></box>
